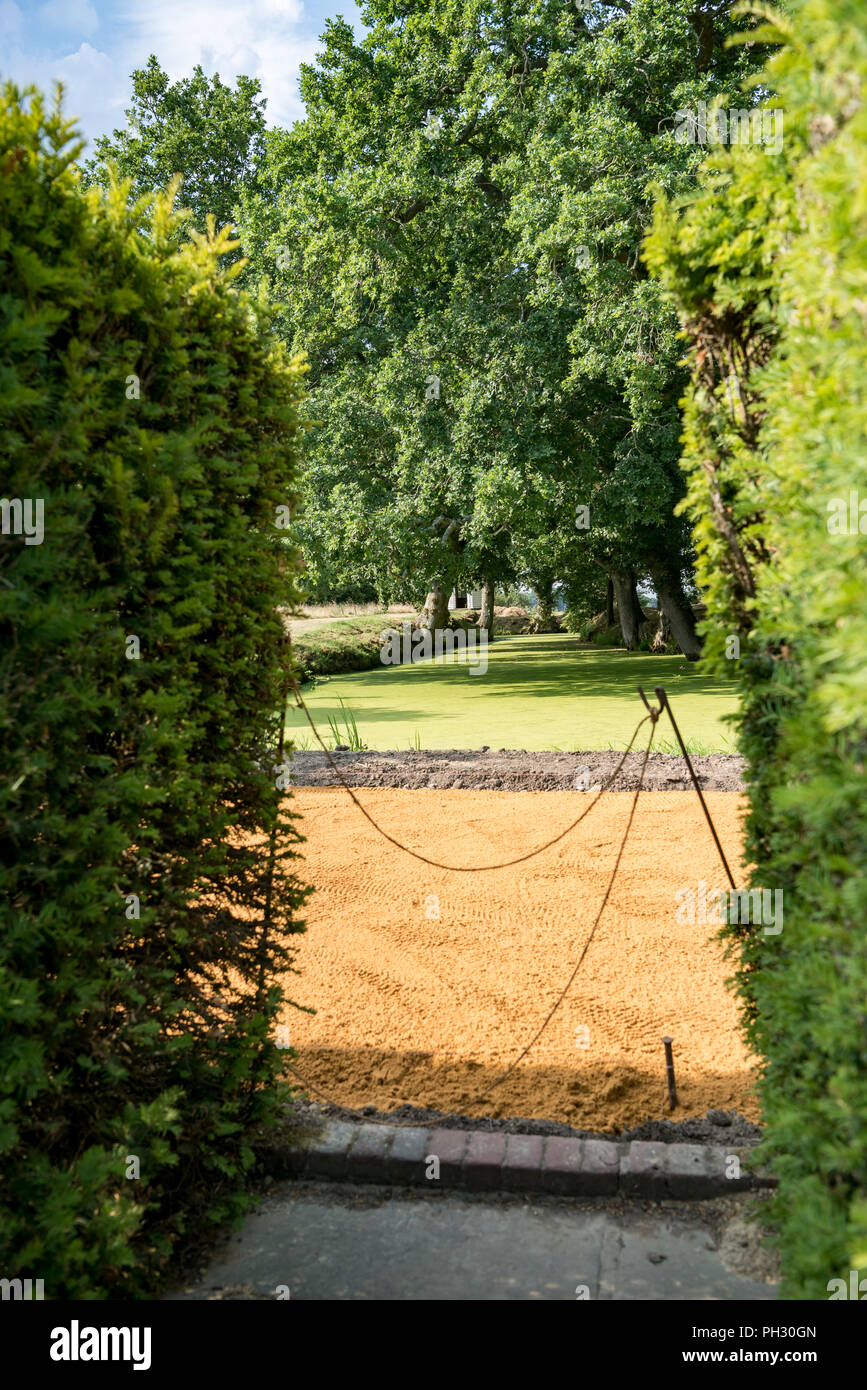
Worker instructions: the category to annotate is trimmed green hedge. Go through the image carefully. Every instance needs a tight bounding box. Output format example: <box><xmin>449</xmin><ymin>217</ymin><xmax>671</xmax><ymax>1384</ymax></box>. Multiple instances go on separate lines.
<box><xmin>293</xmin><ymin>611</ymin><xmax>554</xmax><ymax>681</ymax></box>
<box><xmin>293</xmin><ymin>615</ymin><xmax>401</xmax><ymax>681</ymax></box>
<box><xmin>647</xmin><ymin>0</ymin><xmax>867</xmax><ymax>1297</ymax></box>
<box><xmin>0</xmin><ymin>85</ymin><xmax>309</xmax><ymax>1297</ymax></box>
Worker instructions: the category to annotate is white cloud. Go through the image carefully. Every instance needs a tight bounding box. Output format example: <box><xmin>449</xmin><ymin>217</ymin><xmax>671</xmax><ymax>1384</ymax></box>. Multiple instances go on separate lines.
<box><xmin>118</xmin><ymin>0</ymin><xmax>319</xmax><ymax>127</ymax></box>
<box><xmin>38</xmin><ymin>0</ymin><xmax>99</xmax><ymax>36</ymax></box>
<box><xmin>0</xmin><ymin>42</ymin><xmax>128</xmax><ymax>146</ymax></box>
<box><xmin>52</xmin><ymin>42</ymin><xmax>129</xmax><ymax>134</ymax></box>
<box><xmin>0</xmin><ymin>0</ymin><xmax>349</xmax><ymax>145</ymax></box>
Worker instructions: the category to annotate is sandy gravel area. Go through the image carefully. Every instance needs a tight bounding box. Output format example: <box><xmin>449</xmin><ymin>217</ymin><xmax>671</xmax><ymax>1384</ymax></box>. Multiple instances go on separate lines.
<box><xmin>279</xmin><ymin>787</ymin><xmax>757</xmax><ymax>1133</ymax></box>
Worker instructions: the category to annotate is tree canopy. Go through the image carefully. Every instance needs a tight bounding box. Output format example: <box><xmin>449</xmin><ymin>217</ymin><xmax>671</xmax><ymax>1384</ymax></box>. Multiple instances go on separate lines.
<box><xmin>83</xmin><ymin>55</ymin><xmax>267</xmax><ymax>248</ymax></box>
<box><xmin>82</xmin><ymin>4</ymin><xmax>769</xmax><ymax>648</ymax></box>
<box><xmin>225</xmin><ymin>0</ymin><xmax>763</xmax><ymax>648</ymax></box>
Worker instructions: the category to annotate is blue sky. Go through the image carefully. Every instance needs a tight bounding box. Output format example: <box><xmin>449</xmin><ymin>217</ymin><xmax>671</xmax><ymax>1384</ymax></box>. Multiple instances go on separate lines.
<box><xmin>0</xmin><ymin>0</ymin><xmax>366</xmax><ymax>148</ymax></box>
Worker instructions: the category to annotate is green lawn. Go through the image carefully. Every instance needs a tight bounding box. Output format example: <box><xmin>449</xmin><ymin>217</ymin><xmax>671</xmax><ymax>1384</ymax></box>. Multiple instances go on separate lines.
<box><xmin>287</xmin><ymin>633</ymin><xmax>740</xmax><ymax>752</ymax></box>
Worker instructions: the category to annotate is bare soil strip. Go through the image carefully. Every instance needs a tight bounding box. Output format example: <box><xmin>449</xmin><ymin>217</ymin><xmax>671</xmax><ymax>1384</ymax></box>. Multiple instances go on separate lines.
<box><xmin>292</xmin><ymin>1098</ymin><xmax>762</xmax><ymax>1147</ymax></box>
<box><xmin>280</xmin><ymin>788</ymin><xmax>757</xmax><ymax>1132</ymax></box>
<box><xmin>288</xmin><ymin>749</ymin><xmax>744</xmax><ymax>793</ymax></box>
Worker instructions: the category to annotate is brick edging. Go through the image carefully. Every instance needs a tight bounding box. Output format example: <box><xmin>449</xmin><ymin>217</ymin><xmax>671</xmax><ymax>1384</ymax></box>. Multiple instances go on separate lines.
<box><xmin>262</xmin><ymin>1120</ymin><xmax>776</xmax><ymax>1199</ymax></box>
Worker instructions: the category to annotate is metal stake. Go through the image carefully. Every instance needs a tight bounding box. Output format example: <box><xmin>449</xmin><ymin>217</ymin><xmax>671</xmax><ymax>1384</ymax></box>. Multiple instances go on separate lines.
<box><xmin>662</xmin><ymin>1036</ymin><xmax>678</xmax><ymax>1111</ymax></box>
<box><xmin>654</xmin><ymin>686</ymin><xmax>737</xmax><ymax>891</ymax></box>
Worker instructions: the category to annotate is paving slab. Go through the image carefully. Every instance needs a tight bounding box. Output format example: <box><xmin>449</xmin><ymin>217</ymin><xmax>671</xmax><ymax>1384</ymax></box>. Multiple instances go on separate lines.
<box><xmin>167</xmin><ymin>1183</ymin><xmax>778</xmax><ymax>1302</ymax></box>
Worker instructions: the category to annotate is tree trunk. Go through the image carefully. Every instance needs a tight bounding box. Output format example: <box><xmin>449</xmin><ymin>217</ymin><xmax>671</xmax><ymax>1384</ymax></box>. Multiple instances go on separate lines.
<box><xmin>606</xmin><ymin>578</ymin><xmax>615</xmax><ymax>627</ymax></box>
<box><xmin>418</xmin><ymin>580</ymin><xmax>450</xmax><ymax>631</ymax></box>
<box><xmin>534</xmin><ymin>577</ymin><xmax>554</xmax><ymax>628</ymax></box>
<box><xmin>651</xmin><ymin>564</ymin><xmax>702</xmax><ymax>661</ymax></box>
<box><xmin>478</xmin><ymin>576</ymin><xmax>495</xmax><ymax>640</ymax></box>
<box><xmin>610</xmin><ymin>568</ymin><xmax>646</xmax><ymax>650</ymax></box>
<box><xmin>650</xmin><ymin>606</ymin><xmax>673</xmax><ymax>653</ymax></box>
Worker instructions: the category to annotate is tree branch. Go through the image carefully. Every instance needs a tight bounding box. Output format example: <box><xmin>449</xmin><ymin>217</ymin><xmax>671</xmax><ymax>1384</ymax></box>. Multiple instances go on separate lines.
<box><xmin>392</xmin><ymin>197</ymin><xmax>431</xmax><ymax>224</ymax></box>
<box><xmin>474</xmin><ymin>173</ymin><xmax>506</xmax><ymax>202</ymax></box>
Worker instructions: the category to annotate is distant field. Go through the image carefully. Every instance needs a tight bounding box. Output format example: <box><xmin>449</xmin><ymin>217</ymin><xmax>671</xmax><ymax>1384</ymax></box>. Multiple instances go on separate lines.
<box><xmin>286</xmin><ymin>633</ymin><xmax>740</xmax><ymax>752</ymax></box>
<box><xmin>288</xmin><ymin>607</ymin><xmax>415</xmax><ymax>637</ymax></box>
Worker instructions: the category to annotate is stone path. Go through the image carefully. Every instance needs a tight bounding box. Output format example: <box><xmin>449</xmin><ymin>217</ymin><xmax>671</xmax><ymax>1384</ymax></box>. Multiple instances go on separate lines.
<box><xmin>168</xmin><ymin>1183</ymin><xmax>778</xmax><ymax>1301</ymax></box>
